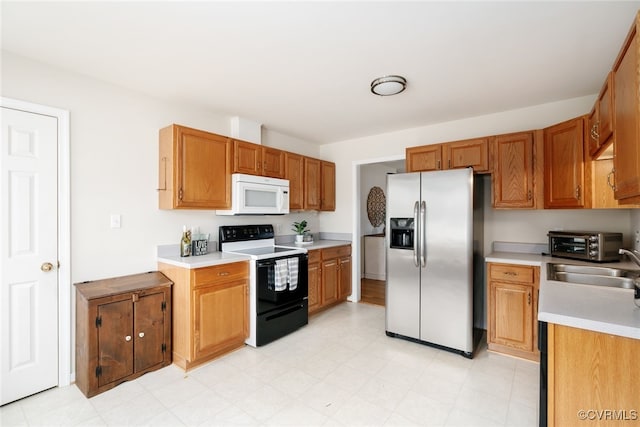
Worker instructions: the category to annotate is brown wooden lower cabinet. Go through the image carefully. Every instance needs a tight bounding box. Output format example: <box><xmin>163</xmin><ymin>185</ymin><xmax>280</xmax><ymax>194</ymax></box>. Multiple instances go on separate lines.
<box><xmin>308</xmin><ymin>244</ymin><xmax>352</xmax><ymax>315</ymax></box>
<box><xmin>75</xmin><ymin>272</ymin><xmax>173</xmax><ymax>398</ymax></box>
<box><xmin>487</xmin><ymin>262</ymin><xmax>540</xmax><ymax>361</ymax></box>
<box><xmin>547</xmin><ymin>323</ymin><xmax>640</xmax><ymax>427</ymax></box>
<box><xmin>158</xmin><ymin>261</ymin><xmax>249</xmax><ymax>371</ymax></box>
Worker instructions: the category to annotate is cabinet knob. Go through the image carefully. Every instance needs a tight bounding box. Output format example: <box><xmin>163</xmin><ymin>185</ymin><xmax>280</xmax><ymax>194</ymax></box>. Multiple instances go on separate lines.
<box><xmin>125</xmin><ymin>335</ymin><xmax>132</xmax><ymax>342</ymax></box>
<box><xmin>138</xmin><ymin>332</ymin><xmax>145</xmax><ymax>338</ymax></box>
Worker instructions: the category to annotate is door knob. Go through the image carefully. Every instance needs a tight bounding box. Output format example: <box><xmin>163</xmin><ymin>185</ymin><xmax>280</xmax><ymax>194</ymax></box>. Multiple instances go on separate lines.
<box><xmin>41</xmin><ymin>262</ymin><xmax>54</xmax><ymax>272</ymax></box>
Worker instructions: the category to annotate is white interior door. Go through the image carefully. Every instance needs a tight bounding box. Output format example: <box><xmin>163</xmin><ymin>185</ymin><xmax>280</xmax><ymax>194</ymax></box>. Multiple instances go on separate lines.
<box><xmin>1</xmin><ymin>106</ymin><xmax>59</xmax><ymax>405</ymax></box>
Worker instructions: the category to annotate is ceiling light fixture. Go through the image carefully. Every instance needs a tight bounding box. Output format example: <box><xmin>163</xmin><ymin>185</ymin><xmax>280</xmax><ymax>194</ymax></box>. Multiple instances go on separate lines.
<box><xmin>370</xmin><ymin>75</ymin><xmax>407</xmax><ymax>96</ymax></box>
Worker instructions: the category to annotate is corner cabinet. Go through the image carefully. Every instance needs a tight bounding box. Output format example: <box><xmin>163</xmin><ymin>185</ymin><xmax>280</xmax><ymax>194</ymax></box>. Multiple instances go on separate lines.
<box><xmin>158</xmin><ymin>124</ymin><xmax>232</xmax><ymax>209</ymax></box>
<box><xmin>613</xmin><ymin>13</ymin><xmax>640</xmax><ymax>204</ymax></box>
<box><xmin>158</xmin><ymin>261</ymin><xmax>249</xmax><ymax>371</ymax></box>
<box><xmin>487</xmin><ymin>262</ymin><xmax>540</xmax><ymax>361</ymax></box>
<box><xmin>543</xmin><ymin>116</ymin><xmax>589</xmax><ymax>209</ymax></box>
<box><xmin>75</xmin><ymin>272</ymin><xmax>173</xmax><ymax>398</ymax></box>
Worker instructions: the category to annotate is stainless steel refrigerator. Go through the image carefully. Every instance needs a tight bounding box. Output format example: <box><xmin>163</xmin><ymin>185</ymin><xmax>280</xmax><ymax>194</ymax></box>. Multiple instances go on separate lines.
<box><xmin>385</xmin><ymin>168</ymin><xmax>483</xmax><ymax>358</ymax></box>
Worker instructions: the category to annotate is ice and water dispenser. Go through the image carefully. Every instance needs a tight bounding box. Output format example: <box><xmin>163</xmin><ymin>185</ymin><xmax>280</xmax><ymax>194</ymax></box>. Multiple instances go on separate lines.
<box><xmin>390</xmin><ymin>218</ymin><xmax>414</xmax><ymax>249</ymax></box>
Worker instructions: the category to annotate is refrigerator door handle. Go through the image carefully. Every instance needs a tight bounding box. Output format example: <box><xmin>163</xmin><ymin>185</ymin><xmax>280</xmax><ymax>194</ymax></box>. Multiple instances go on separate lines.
<box><xmin>420</xmin><ymin>200</ymin><xmax>427</xmax><ymax>268</ymax></box>
<box><xmin>413</xmin><ymin>201</ymin><xmax>419</xmax><ymax>267</ymax></box>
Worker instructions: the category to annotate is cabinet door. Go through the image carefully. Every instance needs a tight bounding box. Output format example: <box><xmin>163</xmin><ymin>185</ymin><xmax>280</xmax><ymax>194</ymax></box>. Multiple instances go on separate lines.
<box><xmin>320</xmin><ymin>161</ymin><xmax>336</xmax><ymax>211</ymax></box>
<box><xmin>489</xmin><ymin>281</ymin><xmax>534</xmax><ymax>352</ymax></box>
<box><xmin>492</xmin><ymin>132</ymin><xmax>534</xmax><ymax>208</ymax></box>
<box><xmin>548</xmin><ymin>324</ymin><xmax>640</xmax><ymax>427</ymax></box>
<box><xmin>161</xmin><ymin>125</ymin><xmax>232</xmax><ymax>209</ymax></box>
<box><xmin>97</xmin><ymin>300</ymin><xmax>133</xmax><ymax>387</ymax></box>
<box><xmin>338</xmin><ymin>256</ymin><xmax>351</xmax><ymax>300</ymax></box>
<box><xmin>262</xmin><ymin>147</ymin><xmax>285</xmax><ymax>178</ymax></box>
<box><xmin>597</xmin><ymin>72</ymin><xmax>614</xmax><ymax>148</ymax></box>
<box><xmin>193</xmin><ymin>281</ymin><xmax>247</xmax><ymax>360</ymax></box>
<box><xmin>587</xmin><ymin>105</ymin><xmax>599</xmax><ymax>156</ymax></box>
<box><xmin>543</xmin><ymin>117</ymin><xmax>586</xmax><ymax>208</ymax></box>
<box><xmin>321</xmin><ymin>258</ymin><xmax>338</xmax><ymax>306</ymax></box>
<box><xmin>233</xmin><ymin>140</ymin><xmax>262</xmax><ymax>175</ymax></box>
<box><xmin>613</xmin><ymin>25</ymin><xmax>640</xmax><ymax>203</ymax></box>
<box><xmin>406</xmin><ymin>145</ymin><xmax>442</xmax><ymax>172</ymax></box>
<box><xmin>133</xmin><ymin>292</ymin><xmax>166</xmax><ymax>373</ymax></box>
<box><xmin>304</xmin><ymin>157</ymin><xmax>322</xmax><ymax>210</ymax></box>
<box><xmin>285</xmin><ymin>152</ymin><xmax>304</xmax><ymax>210</ymax></box>
<box><xmin>443</xmin><ymin>138</ymin><xmax>490</xmax><ymax>172</ymax></box>
<box><xmin>308</xmin><ymin>260</ymin><xmax>321</xmax><ymax>314</ymax></box>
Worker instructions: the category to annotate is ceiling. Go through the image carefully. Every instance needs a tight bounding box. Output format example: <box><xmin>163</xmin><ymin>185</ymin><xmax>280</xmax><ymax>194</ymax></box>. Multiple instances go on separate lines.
<box><xmin>2</xmin><ymin>1</ymin><xmax>640</xmax><ymax>144</ymax></box>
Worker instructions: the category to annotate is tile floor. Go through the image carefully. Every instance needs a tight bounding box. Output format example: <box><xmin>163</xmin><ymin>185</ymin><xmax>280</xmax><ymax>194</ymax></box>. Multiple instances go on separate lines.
<box><xmin>1</xmin><ymin>303</ymin><xmax>539</xmax><ymax>426</ymax></box>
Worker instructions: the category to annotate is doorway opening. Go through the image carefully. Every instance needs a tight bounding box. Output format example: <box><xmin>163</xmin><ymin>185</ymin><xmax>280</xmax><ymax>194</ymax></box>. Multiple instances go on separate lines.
<box><xmin>352</xmin><ymin>156</ymin><xmax>405</xmax><ymax>307</ymax></box>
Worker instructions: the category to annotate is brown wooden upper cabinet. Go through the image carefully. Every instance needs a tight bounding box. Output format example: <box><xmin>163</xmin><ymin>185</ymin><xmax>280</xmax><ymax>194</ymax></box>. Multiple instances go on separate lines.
<box><xmin>158</xmin><ymin>124</ymin><xmax>232</xmax><ymax>209</ymax></box>
<box><xmin>285</xmin><ymin>152</ymin><xmax>305</xmax><ymax>210</ymax></box>
<box><xmin>543</xmin><ymin>116</ymin><xmax>588</xmax><ymax>209</ymax></box>
<box><xmin>406</xmin><ymin>144</ymin><xmax>443</xmax><ymax>172</ymax></box>
<box><xmin>233</xmin><ymin>140</ymin><xmax>286</xmax><ymax>179</ymax></box>
<box><xmin>443</xmin><ymin>137</ymin><xmax>490</xmax><ymax>173</ymax></box>
<box><xmin>406</xmin><ymin>138</ymin><xmax>490</xmax><ymax>173</ymax></box>
<box><xmin>588</xmin><ymin>72</ymin><xmax>614</xmax><ymax>158</ymax></box>
<box><xmin>304</xmin><ymin>157</ymin><xmax>322</xmax><ymax>210</ymax></box>
<box><xmin>613</xmin><ymin>12</ymin><xmax>640</xmax><ymax>204</ymax></box>
<box><xmin>491</xmin><ymin>132</ymin><xmax>535</xmax><ymax>209</ymax></box>
<box><xmin>321</xmin><ymin>161</ymin><xmax>336</xmax><ymax>211</ymax></box>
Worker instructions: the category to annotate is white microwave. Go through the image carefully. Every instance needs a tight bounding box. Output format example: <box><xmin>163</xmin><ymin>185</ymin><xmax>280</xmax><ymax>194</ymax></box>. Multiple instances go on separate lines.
<box><xmin>216</xmin><ymin>174</ymin><xmax>290</xmax><ymax>215</ymax></box>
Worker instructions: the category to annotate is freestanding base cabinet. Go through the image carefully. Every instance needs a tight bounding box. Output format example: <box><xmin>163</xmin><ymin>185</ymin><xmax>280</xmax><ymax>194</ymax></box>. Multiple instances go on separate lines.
<box><xmin>75</xmin><ymin>272</ymin><xmax>173</xmax><ymax>398</ymax></box>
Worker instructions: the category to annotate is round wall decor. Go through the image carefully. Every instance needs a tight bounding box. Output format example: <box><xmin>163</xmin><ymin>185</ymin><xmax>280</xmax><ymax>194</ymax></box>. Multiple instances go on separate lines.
<box><xmin>366</xmin><ymin>186</ymin><xmax>386</xmax><ymax>227</ymax></box>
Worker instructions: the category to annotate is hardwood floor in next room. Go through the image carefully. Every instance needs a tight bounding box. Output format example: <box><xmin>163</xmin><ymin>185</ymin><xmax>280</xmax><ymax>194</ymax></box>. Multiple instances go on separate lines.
<box><xmin>361</xmin><ymin>278</ymin><xmax>385</xmax><ymax>306</ymax></box>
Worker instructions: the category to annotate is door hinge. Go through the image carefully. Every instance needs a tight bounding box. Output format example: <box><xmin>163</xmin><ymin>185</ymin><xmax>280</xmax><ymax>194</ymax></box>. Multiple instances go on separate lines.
<box><xmin>95</xmin><ymin>316</ymin><xmax>102</xmax><ymax>328</ymax></box>
<box><xmin>178</xmin><ymin>188</ymin><xmax>183</xmax><ymax>200</ymax></box>
<box><xmin>161</xmin><ymin>301</ymin><xmax>167</xmax><ymax>311</ymax></box>
<box><xmin>95</xmin><ymin>365</ymin><xmax>102</xmax><ymax>377</ymax></box>
<box><xmin>162</xmin><ymin>343</ymin><xmax>167</xmax><ymax>353</ymax></box>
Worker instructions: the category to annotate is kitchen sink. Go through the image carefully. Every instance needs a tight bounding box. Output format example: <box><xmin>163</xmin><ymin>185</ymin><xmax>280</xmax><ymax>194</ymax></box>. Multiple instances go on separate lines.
<box><xmin>547</xmin><ymin>263</ymin><xmax>639</xmax><ymax>289</ymax></box>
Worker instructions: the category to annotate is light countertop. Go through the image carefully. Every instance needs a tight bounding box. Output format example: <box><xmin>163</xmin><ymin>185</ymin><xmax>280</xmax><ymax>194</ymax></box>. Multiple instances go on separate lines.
<box><xmin>291</xmin><ymin>239</ymin><xmax>351</xmax><ymax>251</ymax></box>
<box><xmin>156</xmin><ymin>239</ymin><xmax>351</xmax><ymax>269</ymax></box>
<box><xmin>486</xmin><ymin>251</ymin><xmax>640</xmax><ymax>340</ymax></box>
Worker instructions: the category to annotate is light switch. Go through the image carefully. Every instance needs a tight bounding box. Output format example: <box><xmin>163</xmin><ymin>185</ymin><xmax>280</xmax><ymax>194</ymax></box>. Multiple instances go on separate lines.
<box><xmin>110</xmin><ymin>214</ymin><xmax>121</xmax><ymax>229</ymax></box>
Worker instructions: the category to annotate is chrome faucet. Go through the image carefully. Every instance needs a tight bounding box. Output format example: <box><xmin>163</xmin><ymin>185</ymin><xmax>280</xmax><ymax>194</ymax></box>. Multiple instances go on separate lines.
<box><xmin>619</xmin><ymin>248</ymin><xmax>640</xmax><ymax>267</ymax></box>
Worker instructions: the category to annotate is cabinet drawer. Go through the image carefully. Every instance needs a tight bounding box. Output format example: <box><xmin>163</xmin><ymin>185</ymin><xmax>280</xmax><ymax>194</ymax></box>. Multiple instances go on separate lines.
<box><xmin>489</xmin><ymin>263</ymin><xmax>534</xmax><ymax>284</ymax></box>
<box><xmin>308</xmin><ymin>249</ymin><xmax>321</xmax><ymax>263</ymax></box>
<box><xmin>321</xmin><ymin>245</ymin><xmax>351</xmax><ymax>260</ymax></box>
<box><xmin>192</xmin><ymin>262</ymin><xmax>248</xmax><ymax>287</ymax></box>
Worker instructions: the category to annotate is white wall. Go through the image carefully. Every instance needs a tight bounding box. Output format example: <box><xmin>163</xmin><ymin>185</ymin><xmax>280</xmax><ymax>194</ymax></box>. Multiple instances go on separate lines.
<box><xmin>1</xmin><ymin>51</ymin><xmax>321</xmax><ymax>282</ymax></box>
<box><xmin>318</xmin><ymin>96</ymin><xmax>638</xmax><ymax>248</ymax></box>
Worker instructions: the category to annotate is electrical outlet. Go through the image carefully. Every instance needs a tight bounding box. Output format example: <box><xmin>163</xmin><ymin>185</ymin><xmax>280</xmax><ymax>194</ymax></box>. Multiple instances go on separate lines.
<box><xmin>275</xmin><ymin>223</ymin><xmax>282</xmax><ymax>234</ymax></box>
<box><xmin>110</xmin><ymin>214</ymin><xmax>121</xmax><ymax>229</ymax></box>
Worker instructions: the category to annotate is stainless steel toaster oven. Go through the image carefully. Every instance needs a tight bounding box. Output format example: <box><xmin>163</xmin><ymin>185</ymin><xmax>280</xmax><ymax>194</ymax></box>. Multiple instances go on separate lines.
<box><xmin>548</xmin><ymin>231</ymin><xmax>623</xmax><ymax>262</ymax></box>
